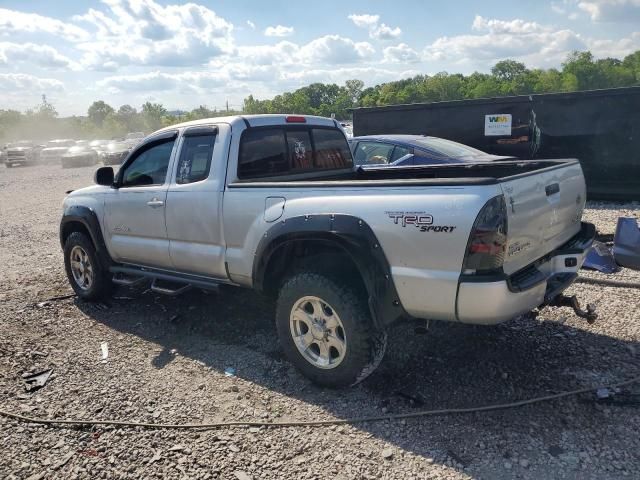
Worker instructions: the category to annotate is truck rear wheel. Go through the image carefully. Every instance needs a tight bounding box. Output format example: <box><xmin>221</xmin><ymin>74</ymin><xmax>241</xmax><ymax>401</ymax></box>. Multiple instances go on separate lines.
<box><xmin>276</xmin><ymin>272</ymin><xmax>387</xmax><ymax>388</ymax></box>
<box><xmin>63</xmin><ymin>232</ymin><xmax>112</xmax><ymax>301</ymax></box>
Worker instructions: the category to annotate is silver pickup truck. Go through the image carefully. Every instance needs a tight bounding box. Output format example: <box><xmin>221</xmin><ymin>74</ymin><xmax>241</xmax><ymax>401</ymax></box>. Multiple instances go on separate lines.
<box><xmin>60</xmin><ymin>114</ymin><xmax>595</xmax><ymax>387</ymax></box>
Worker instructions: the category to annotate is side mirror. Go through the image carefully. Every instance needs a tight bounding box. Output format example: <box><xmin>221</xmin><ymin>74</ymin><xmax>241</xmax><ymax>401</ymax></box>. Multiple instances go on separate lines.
<box><xmin>94</xmin><ymin>166</ymin><xmax>114</xmax><ymax>186</ymax></box>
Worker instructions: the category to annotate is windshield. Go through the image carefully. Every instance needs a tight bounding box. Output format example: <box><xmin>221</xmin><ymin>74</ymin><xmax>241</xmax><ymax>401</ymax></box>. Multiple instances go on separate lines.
<box><xmin>413</xmin><ymin>137</ymin><xmax>487</xmax><ymax>157</ymax></box>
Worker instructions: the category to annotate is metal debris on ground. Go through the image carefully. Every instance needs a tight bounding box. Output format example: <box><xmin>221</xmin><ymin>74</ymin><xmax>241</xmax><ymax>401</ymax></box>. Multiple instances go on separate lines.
<box><xmin>582</xmin><ymin>241</ymin><xmax>621</xmax><ymax>274</ymax></box>
<box><xmin>23</xmin><ymin>369</ymin><xmax>53</xmax><ymax>392</ymax></box>
<box><xmin>613</xmin><ymin>217</ymin><xmax>640</xmax><ymax>270</ymax></box>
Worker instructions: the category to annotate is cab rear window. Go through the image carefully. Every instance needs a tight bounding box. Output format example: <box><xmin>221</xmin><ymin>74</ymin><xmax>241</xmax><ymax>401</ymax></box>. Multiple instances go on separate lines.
<box><xmin>238</xmin><ymin>126</ymin><xmax>352</xmax><ymax>179</ymax></box>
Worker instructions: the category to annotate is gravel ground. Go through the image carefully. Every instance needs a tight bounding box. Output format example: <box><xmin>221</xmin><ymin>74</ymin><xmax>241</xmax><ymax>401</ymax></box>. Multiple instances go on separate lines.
<box><xmin>1</xmin><ymin>164</ymin><xmax>639</xmax><ymax>480</ymax></box>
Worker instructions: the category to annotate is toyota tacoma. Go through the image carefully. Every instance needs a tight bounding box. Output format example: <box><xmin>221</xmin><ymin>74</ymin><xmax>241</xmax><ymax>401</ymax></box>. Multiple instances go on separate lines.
<box><xmin>60</xmin><ymin>115</ymin><xmax>595</xmax><ymax>387</ymax></box>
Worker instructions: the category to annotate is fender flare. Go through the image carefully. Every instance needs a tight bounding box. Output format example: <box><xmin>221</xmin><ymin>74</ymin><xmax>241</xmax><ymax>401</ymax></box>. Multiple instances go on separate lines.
<box><xmin>253</xmin><ymin>214</ymin><xmax>407</xmax><ymax>328</ymax></box>
<box><xmin>59</xmin><ymin>205</ymin><xmax>112</xmax><ymax>269</ymax></box>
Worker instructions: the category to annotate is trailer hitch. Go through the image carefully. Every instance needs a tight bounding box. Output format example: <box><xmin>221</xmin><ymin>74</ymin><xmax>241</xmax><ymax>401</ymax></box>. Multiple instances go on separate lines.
<box><xmin>550</xmin><ymin>294</ymin><xmax>598</xmax><ymax>323</ymax></box>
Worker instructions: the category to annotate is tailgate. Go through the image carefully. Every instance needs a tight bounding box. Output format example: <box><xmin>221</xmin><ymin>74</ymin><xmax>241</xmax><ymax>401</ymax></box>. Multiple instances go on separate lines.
<box><xmin>500</xmin><ymin>160</ymin><xmax>586</xmax><ymax>275</ymax></box>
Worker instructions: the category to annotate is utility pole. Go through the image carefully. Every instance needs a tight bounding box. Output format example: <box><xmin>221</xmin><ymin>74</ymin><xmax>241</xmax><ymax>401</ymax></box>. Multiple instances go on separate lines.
<box><xmin>226</xmin><ymin>100</ymin><xmax>229</xmax><ymax>112</ymax></box>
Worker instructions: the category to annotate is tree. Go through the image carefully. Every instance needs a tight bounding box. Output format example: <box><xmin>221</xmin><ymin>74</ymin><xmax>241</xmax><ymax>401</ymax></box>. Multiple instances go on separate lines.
<box><xmin>116</xmin><ymin>104</ymin><xmax>138</xmax><ymax>131</ymax></box>
<box><xmin>491</xmin><ymin>60</ymin><xmax>528</xmax><ymax>82</ymax></box>
<box><xmin>88</xmin><ymin>101</ymin><xmax>114</xmax><ymax>127</ymax></box>
<box><xmin>345</xmin><ymin>79</ymin><xmax>364</xmax><ymax>104</ymax></box>
<box><xmin>32</xmin><ymin>94</ymin><xmax>58</xmax><ymax>120</ymax></box>
<box><xmin>141</xmin><ymin>102</ymin><xmax>167</xmax><ymax>131</ymax></box>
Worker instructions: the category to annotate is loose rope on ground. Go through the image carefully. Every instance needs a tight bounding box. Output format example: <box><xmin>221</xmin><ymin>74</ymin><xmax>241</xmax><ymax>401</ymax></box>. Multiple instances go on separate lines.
<box><xmin>1</xmin><ymin>375</ymin><xmax>638</xmax><ymax>431</ymax></box>
<box><xmin>575</xmin><ymin>276</ymin><xmax>640</xmax><ymax>289</ymax></box>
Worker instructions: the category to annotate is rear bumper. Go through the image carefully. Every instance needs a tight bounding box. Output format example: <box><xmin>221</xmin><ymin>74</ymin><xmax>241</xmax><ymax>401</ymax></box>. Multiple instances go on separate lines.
<box><xmin>456</xmin><ymin>222</ymin><xmax>595</xmax><ymax>325</ymax></box>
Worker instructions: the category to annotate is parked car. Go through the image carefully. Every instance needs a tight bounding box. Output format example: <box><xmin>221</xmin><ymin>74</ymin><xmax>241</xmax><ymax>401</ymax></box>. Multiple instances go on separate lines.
<box><xmin>60</xmin><ymin>114</ymin><xmax>594</xmax><ymax>387</ymax></box>
<box><xmin>0</xmin><ymin>144</ymin><xmax>6</xmax><ymax>164</ymax></box>
<box><xmin>100</xmin><ymin>141</ymin><xmax>131</xmax><ymax>166</ymax></box>
<box><xmin>4</xmin><ymin>140</ymin><xmax>42</xmax><ymax>167</ymax></box>
<box><xmin>123</xmin><ymin>131</ymin><xmax>145</xmax><ymax>148</ymax></box>
<box><xmin>349</xmin><ymin>135</ymin><xmax>514</xmax><ymax>167</ymax></box>
<box><xmin>40</xmin><ymin>139</ymin><xmax>75</xmax><ymax>164</ymax></box>
<box><xmin>61</xmin><ymin>145</ymin><xmax>99</xmax><ymax>168</ymax></box>
<box><xmin>89</xmin><ymin>140</ymin><xmax>110</xmax><ymax>154</ymax></box>
<box><xmin>340</xmin><ymin>122</ymin><xmax>353</xmax><ymax>138</ymax></box>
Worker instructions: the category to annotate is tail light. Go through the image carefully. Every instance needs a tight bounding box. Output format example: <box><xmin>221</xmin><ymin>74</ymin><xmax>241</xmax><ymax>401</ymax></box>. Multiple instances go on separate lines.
<box><xmin>285</xmin><ymin>116</ymin><xmax>306</xmax><ymax>123</ymax></box>
<box><xmin>463</xmin><ymin>195</ymin><xmax>508</xmax><ymax>274</ymax></box>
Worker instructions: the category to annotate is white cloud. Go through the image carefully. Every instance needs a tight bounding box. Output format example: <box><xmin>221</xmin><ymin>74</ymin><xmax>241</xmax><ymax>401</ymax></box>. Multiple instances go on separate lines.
<box><xmin>97</xmin><ymin>70</ymin><xmax>228</xmax><ymax>93</ymax></box>
<box><xmin>0</xmin><ymin>73</ymin><xmax>64</xmax><ymax>92</ymax></box>
<box><xmin>383</xmin><ymin>43</ymin><xmax>420</xmax><ymax>63</ymax></box>
<box><xmin>236</xmin><ymin>42</ymin><xmax>299</xmax><ymax>66</ymax></box>
<box><xmin>371</xmin><ymin>24</ymin><xmax>402</xmax><ymax>40</ymax></box>
<box><xmin>471</xmin><ymin>15</ymin><xmax>547</xmax><ymax>34</ymax></box>
<box><xmin>0</xmin><ymin>8</ymin><xmax>89</xmax><ymax>41</ymax></box>
<box><xmin>74</xmin><ymin>0</ymin><xmax>234</xmax><ymax>69</ymax></box>
<box><xmin>425</xmin><ymin>15</ymin><xmax>640</xmax><ymax>69</ymax></box>
<box><xmin>577</xmin><ymin>0</ymin><xmax>640</xmax><ymax>21</ymax></box>
<box><xmin>348</xmin><ymin>13</ymin><xmax>401</xmax><ymax>40</ymax></box>
<box><xmin>0</xmin><ymin>43</ymin><xmax>79</xmax><ymax>70</ymax></box>
<box><xmin>589</xmin><ymin>31</ymin><xmax>640</xmax><ymax>57</ymax></box>
<box><xmin>348</xmin><ymin>14</ymin><xmax>380</xmax><ymax>28</ymax></box>
<box><xmin>247</xmin><ymin>20</ymin><xmax>256</xmax><ymax>29</ymax></box>
<box><xmin>298</xmin><ymin>35</ymin><xmax>375</xmax><ymax>64</ymax></box>
<box><xmin>235</xmin><ymin>35</ymin><xmax>375</xmax><ymax>67</ymax></box>
<box><xmin>425</xmin><ymin>16</ymin><xmax>583</xmax><ymax>67</ymax></box>
<box><xmin>279</xmin><ymin>66</ymin><xmax>420</xmax><ymax>86</ymax></box>
<box><xmin>264</xmin><ymin>25</ymin><xmax>294</xmax><ymax>37</ymax></box>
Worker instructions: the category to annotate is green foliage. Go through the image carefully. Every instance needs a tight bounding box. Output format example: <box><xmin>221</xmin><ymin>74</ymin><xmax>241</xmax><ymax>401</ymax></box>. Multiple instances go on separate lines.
<box><xmin>87</xmin><ymin>100</ymin><xmax>115</xmax><ymax>127</ymax></box>
<box><xmin>1</xmin><ymin>49</ymin><xmax>639</xmax><ymax>143</ymax></box>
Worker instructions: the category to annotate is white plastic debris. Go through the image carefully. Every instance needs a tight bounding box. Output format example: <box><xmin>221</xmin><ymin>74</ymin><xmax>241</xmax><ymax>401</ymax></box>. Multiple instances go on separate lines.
<box><xmin>101</xmin><ymin>342</ymin><xmax>109</xmax><ymax>361</ymax></box>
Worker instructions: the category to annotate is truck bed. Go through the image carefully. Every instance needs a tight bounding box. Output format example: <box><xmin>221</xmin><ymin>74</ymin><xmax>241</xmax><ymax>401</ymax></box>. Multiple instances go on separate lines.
<box><xmin>229</xmin><ymin>159</ymin><xmax>577</xmax><ymax>187</ymax></box>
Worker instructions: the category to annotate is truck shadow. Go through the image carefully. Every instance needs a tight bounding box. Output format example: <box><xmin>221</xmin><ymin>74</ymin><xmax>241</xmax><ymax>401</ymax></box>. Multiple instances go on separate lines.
<box><xmin>76</xmin><ymin>284</ymin><xmax>640</xmax><ymax>475</ymax></box>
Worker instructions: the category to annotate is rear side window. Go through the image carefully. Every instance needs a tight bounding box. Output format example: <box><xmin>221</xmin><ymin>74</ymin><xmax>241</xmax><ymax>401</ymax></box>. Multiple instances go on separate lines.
<box><xmin>238</xmin><ymin>128</ymin><xmax>288</xmax><ymax>178</ymax></box>
<box><xmin>176</xmin><ymin>134</ymin><xmax>215</xmax><ymax>184</ymax></box>
<box><xmin>312</xmin><ymin>128</ymin><xmax>352</xmax><ymax>170</ymax></box>
<box><xmin>238</xmin><ymin>126</ymin><xmax>353</xmax><ymax>179</ymax></box>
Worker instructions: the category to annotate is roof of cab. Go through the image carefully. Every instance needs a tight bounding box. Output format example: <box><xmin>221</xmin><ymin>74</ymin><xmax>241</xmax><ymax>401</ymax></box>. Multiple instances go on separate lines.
<box><xmin>152</xmin><ymin>114</ymin><xmax>339</xmax><ymax>136</ymax></box>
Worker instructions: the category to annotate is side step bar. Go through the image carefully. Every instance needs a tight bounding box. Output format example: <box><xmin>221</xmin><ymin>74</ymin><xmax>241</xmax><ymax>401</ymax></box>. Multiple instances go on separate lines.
<box><xmin>112</xmin><ymin>273</ymin><xmax>147</xmax><ymax>287</ymax></box>
<box><xmin>150</xmin><ymin>279</ymin><xmax>192</xmax><ymax>297</ymax></box>
<box><xmin>110</xmin><ymin>265</ymin><xmax>234</xmax><ymax>295</ymax></box>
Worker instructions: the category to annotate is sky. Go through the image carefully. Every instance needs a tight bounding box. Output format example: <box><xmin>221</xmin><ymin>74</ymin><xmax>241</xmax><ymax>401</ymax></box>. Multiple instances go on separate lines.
<box><xmin>1</xmin><ymin>0</ymin><xmax>639</xmax><ymax>116</ymax></box>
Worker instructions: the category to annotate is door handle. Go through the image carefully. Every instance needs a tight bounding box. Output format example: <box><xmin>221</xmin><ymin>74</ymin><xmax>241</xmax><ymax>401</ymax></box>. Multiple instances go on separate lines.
<box><xmin>545</xmin><ymin>183</ymin><xmax>560</xmax><ymax>196</ymax></box>
<box><xmin>146</xmin><ymin>198</ymin><xmax>164</xmax><ymax>208</ymax></box>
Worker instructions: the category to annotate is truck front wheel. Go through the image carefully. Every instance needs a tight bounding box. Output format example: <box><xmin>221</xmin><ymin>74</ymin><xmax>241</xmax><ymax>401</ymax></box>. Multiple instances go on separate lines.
<box><xmin>63</xmin><ymin>232</ymin><xmax>112</xmax><ymax>301</ymax></box>
<box><xmin>276</xmin><ymin>272</ymin><xmax>387</xmax><ymax>388</ymax></box>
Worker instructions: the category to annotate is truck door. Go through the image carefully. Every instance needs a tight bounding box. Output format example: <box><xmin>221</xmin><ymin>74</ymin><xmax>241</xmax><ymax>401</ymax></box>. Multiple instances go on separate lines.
<box><xmin>164</xmin><ymin>125</ymin><xmax>227</xmax><ymax>278</ymax></box>
<box><xmin>103</xmin><ymin>133</ymin><xmax>177</xmax><ymax>269</ymax></box>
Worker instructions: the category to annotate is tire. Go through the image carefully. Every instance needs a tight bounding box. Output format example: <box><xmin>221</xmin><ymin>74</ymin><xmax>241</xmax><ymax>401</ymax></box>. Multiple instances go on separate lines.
<box><xmin>63</xmin><ymin>232</ymin><xmax>113</xmax><ymax>301</ymax></box>
<box><xmin>276</xmin><ymin>272</ymin><xmax>387</xmax><ymax>388</ymax></box>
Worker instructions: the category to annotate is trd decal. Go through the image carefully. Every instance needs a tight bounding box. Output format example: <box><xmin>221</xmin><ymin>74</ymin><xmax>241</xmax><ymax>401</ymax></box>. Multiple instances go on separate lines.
<box><xmin>386</xmin><ymin>212</ymin><xmax>456</xmax><ymax>233</ymax></box>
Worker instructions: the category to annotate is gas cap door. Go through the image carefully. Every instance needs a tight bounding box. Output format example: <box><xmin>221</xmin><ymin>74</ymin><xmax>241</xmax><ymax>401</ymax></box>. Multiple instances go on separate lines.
<box><xmin>264</xmin><ymin>196</ymin><xmax>286</xmax><ymax>222</ymax></box>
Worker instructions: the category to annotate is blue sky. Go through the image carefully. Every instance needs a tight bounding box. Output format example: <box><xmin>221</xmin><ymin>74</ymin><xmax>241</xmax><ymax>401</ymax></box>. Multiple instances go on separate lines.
<box><xmin>1</xmin><ymin>0</ymin><xmax>639</xmax><ymax>116</ymax></box>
